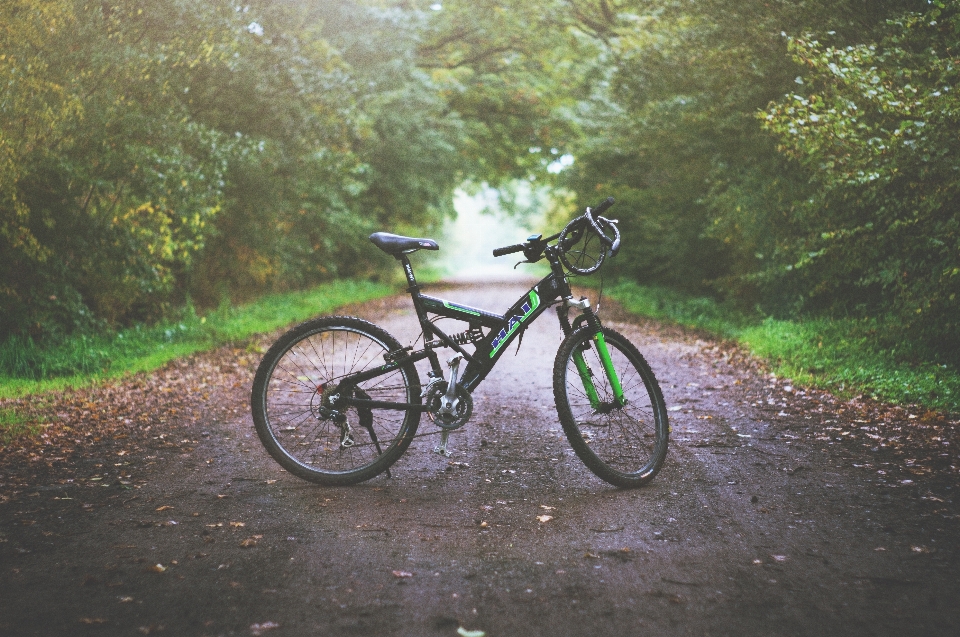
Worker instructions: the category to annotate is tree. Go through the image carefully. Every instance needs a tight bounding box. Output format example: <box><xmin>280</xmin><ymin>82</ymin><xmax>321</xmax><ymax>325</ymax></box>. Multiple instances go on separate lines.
<box><xmin>763</xmin><ymin>1</ymin><xmax>960</xmax><ymax>362</ymax></box>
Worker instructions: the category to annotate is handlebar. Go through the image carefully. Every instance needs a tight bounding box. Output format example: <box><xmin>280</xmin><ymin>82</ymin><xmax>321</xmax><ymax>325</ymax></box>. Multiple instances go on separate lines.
<box><xmin>590</xmin><ymin>197</ymin><xmax>615</xmax><ymax>218</ymax></box>
<box><xmin>492</xmin><ymin>243</ymin><xmax>526</xmax><ymax>257</ymax></box>
<box><xmin>492</xmin><ymin>196</ymin><xmax>619</xmax><ymax>273</ymax></box>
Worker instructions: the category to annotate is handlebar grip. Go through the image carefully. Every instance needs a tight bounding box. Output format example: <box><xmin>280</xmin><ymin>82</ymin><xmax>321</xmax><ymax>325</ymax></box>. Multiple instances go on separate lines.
<box><xmin>591</xmin><ymin>197</ymin><xmax>615</xmax><ymax>217</ymax></box>
<box><xmin>492</xmin><ymin>243</ymin><xmax>526</xmax><ymax>257</ymax></box>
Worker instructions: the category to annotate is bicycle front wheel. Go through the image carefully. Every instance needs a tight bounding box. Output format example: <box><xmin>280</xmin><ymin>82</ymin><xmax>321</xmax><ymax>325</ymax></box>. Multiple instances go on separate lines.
<box><xmin>251</xmin><ymin>316</ymin><xmax>421</xmax><ymax>485</ymax></box>
<box><xmin>553</xmin><ymin>326</ymin><xmax>669</xmax><ymax>487</ymax></box>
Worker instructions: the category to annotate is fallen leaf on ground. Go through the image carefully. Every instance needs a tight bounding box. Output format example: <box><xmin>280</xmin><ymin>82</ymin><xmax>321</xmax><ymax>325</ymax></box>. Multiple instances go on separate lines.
<box><xmin>392</xmin><ymin>570</ymin><xmax>413</xmax><ymax>578</ymax></box>
<box><xmin>79</xmin><ymin>617</ymin><xmax>107</xmax><ymax>624</ymax></box>
<box><xmin>148</xmin><ymin>563</ymin><xmax>166</xmax><ymax>573</ymax></box>
<box><xmin>155</xmin><ymin>505</ymin><xmax>173</xmax><ymax>512</ymax></box>
<box><xmin>239</xmin><ymin>538</ymin><xmax>258</xmax><ymax>548</ymax></box>
<box><xmin>536</xmin><ymin>515</ymin><xmax>553</xmax><ymax>523</ymax></box>
<box><xmin>250</xmin><ymin>622</ymin><xmax>280</xmax><ymax>636</ymax></box>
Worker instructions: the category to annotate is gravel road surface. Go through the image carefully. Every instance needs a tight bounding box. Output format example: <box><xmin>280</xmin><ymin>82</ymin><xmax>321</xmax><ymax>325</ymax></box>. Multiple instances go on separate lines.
<box><xmin>1</xmin><ymin>280</ymin><xmax>958</xmax><ymax>636</ymax></box>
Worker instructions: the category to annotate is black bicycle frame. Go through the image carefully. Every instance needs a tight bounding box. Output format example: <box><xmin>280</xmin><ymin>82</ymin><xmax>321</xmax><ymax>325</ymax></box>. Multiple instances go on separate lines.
<box><xmin>337</xmin><ymin>248</ymin><xmax>580</xmax><ymax>411</ymax></box>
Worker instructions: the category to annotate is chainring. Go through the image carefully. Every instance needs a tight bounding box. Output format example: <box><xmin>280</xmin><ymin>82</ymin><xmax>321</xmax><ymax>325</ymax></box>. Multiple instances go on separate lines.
<box><xmin>424</xmin><ymin>381</ymin><xmax>473</xmax><ymax>430</ymax></box>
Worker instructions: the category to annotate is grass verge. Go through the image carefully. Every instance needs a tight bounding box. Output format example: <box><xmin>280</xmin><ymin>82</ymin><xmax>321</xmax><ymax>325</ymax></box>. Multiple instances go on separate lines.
<box><xmin>603</xmin><ymin>279</ymin><xmax>960</xmax><ymax>414</ymax></box>
<box><xmin>0</xmin><ymin>279</ymin><xmax>395</xmax><ymax>399</ymax></box>
<box><xmin>0</xmin><ymin>406</ymin><xmax>43</xmax><ymax>444</ymax></box>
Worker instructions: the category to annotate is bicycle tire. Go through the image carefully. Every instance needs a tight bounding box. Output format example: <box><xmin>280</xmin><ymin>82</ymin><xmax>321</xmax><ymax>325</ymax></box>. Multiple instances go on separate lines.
<box><xmin>553</xmin><ymin>326</ymin><xmax>669</xmax><ymax>487</ymax></box>
<box><xmin>251</xmin><ymin>316</ymin><xmax>421</xmax><ymax>485</ymax></box>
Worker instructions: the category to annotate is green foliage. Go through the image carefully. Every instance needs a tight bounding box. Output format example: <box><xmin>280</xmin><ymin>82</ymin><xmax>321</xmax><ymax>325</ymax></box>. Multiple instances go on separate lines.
<box><xmin>415</xmin><ymin>0</ymin><xmax>578</xmax><ymax>183</ymax></box>
<box><xmin>558</xmin><ymin>0</ymin><xmax>923</xmax><ymax>294</ymax></box>
<box><xmin>761</xmin><ymin>1</ymin><xmax>960</xmax><ymax>365</ymax></box>
<box><xmin>605</xmin><ymin>280</ymin><xmax>960</xmax><ymax>414</ymax></box>
<box><xmin>739</xmin><ymin>318</ymin><xmax>960</xmax><ymax>412</ymax></box>
<box><xmin>550</xmin><ymin>0</ymin><xmax>958</xmax><ymax>377</ymax></box>
<box><xmin>4</xmin><ymin>0</ymin><xmax>556</xmax><ymax>339</ymax></box>
<box><xmin>0</xmin><ymin>279</ymin><xmax>392</xmax><ymax>397</ymax></box>
<box><xmin>4</xmin><ymin>0</ymin><xmax>957</xmax><ymax>414</ymax></box>
<box><xmin>600</xmin><ymin>280</ymin><xmax>751</xmax><ymax>338</ymax></box>
<box><xmin>2</xmin><ymin>1</ymin><xmax>262</xmax><ymax>333</ymax></box>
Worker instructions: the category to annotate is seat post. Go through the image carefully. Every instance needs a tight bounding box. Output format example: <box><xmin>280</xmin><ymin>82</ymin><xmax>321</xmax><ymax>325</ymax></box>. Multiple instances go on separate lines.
<box><xmin>397</xmin><ymin>254</ymin><xmax>420</xmax><ymax>294</ymax></box>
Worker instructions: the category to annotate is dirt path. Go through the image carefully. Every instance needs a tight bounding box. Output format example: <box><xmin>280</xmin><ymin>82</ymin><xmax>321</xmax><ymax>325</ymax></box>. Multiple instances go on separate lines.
<box><xmin>1</xmin><ymin>281</ymin><xmax>958</xmax><ymax>637</ymax></box>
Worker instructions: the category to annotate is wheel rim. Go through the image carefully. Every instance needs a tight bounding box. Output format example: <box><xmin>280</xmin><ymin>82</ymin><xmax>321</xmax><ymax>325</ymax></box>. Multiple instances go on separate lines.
<box><xmin>563</xmin><ymin>335</ymin><xmax>663</xmax><ymax>477</ymax></box>
<box><xmin>262</xmin><ymin>327</ymin><xmax>413</xmax><ymax>475</ymax></box>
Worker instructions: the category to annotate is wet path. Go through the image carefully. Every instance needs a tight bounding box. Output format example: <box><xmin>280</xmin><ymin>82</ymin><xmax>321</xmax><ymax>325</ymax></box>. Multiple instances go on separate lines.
<box><xmin>1</xmin><ymin>282</ymin><xmax>957</xmax><ymax>636</ymax></box>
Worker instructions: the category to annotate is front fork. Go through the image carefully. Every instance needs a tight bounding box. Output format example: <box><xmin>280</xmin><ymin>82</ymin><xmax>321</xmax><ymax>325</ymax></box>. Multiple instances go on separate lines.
<box><xmin>559</xmin><ymin>299</ymin><xmax>627</xmax><ymax>410</ymax></box>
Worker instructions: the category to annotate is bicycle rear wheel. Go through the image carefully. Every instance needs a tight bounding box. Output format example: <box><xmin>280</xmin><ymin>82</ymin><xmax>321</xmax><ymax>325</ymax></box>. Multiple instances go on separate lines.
<box><xmin>553</xmin><ymin>326</ymin><xmax>669</xmax><ymax>487</ymax></box>
<box><xmin>251</xmin><ymin>316</ymin><xmax>421</xmax><ymax>485</ymax></box>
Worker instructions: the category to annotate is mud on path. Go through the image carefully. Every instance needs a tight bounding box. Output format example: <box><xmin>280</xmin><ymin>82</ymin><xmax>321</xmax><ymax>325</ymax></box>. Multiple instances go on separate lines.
<box><xmin>1</xmin><ymin>280</ymin><xmax>959</xmax><ymax>637</ymax></box>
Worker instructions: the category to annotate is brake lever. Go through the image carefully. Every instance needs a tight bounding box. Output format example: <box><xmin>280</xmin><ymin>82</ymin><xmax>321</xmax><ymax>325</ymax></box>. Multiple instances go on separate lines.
<box><xmin>590</xmin><ymin>215</ymin><xmax>620</xmax><ymax>253</ymax></box>
<box><xmin>513</xmin><ymin>257</ymin><xmax>542</xmax><ymax>269</ymax></box>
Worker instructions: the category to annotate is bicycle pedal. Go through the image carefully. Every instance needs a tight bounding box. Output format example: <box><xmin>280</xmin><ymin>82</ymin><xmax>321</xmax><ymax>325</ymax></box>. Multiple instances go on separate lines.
<box><xmin>434</xmin><ymin>430</ymin><xmax>451</xmax><ymax>456</ymax></box>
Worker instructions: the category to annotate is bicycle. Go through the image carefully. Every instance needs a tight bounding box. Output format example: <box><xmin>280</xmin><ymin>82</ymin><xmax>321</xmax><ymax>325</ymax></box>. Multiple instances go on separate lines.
<box><xmin>250</xmin><ymin>197</ymin><xmax>669</xmax><ymax>488</ymax></box>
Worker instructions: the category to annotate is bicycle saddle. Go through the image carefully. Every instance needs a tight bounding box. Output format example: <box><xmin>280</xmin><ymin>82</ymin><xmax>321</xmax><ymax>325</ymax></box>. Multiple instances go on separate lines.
<box><xmin>369</xmin><ymin>232</ymin><xmax>439</xmax><ymax>255</ymax></box>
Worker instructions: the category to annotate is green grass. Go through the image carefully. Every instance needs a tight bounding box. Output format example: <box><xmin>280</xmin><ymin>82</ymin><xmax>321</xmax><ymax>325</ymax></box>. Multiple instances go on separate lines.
<box><xmin>603</xmin><ymin>280</ymin><xmax>960</xmax><ymax>414</ymax></box>
<box><xmin>0</xmin><ymin>279</ymin><xmax>395</xmax><ymax>399</ymax></box>
<box><xmin>0</xmin><ymin>406</ymin><xmax>42</xmax><ymax>444</ymax></box>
